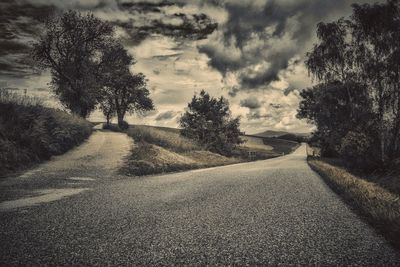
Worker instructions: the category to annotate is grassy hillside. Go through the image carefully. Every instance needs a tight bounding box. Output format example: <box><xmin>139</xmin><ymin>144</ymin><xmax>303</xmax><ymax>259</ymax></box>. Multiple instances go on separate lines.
<box><xmin>0</xmin><ymin>90</ymin><xmax>92</xmax><ymax>177</ymax></box>
<box><xmin>118</xmin><ymin>125</ymin><xmax>300</xmax><ymax>176</ymax></box>
<box><xmin>243</xmin><ymin>135</ymin><xmax>300</xmax><ymax>155</ymax></box>
<box><xmin>121</xmin><ymin>125</ymin><xmax>240</xmax><ymax>176</ymax></box>
<box><xmin>253</xmin><ymin>130</ymin><xmax>291</xmax><ymax>138</ymax></box>
<box><xmin>254</xmin><ymin>130</ymin><xmax>310</xmax><ymax>142</ymax></box>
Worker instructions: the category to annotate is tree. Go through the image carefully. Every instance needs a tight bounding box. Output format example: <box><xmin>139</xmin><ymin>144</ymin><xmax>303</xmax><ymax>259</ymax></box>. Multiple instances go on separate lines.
<box><xmin>297</xmin><ymin>81</ymin><xmax>375</xmax><ymax>157</ymax></box>
<box><xmin>180</xmin><ymin>90</ymin><xmax>243</xmax><ymax>155</ymax></box>
<box><xmin>33</xmin><ymin>10</ymin><xmax>114</xmax><ymax>117</ymax></box>
<box><xmin>99</xmin><ymin>95</ymin><xmax>116</xmax><ymax>125</ymax></box>
<box><xmin>99</xmin><ymin>42</ymin><xmax>154</xmax><ymax>128</ymax></box>
<box><xmin>298</xmin><ymin>0</ymin><xmax>400</xmax><ymax>165</ymax></box>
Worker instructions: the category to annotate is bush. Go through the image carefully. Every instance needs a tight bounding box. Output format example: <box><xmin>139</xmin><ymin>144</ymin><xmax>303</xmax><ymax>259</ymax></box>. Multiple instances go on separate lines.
<box><xmin>103</xmin><ymin>123</ymin><xmax>121</xmax><ymax>132</ymax></box>
<box><xmin>180</xmin><ymin>90</ymin><xmax>244</xmax><ymax>156</ymax></box>
<box><xmin>339</xmin><ymin>131</ymin><xmax>373</xmax><ymax>168</ymax></box>
<box><xmin>119</xmin><ymin>120</ymin><xmax>129</xmax><ymax>130</ymax></box>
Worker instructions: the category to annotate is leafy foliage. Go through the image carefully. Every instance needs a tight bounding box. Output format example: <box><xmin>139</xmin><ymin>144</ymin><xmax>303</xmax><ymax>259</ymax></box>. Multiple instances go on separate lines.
<box><xmin>99</xmin><ymin>42</ymin><xmax>154</xmax><ymax>128</ymax></box>
<box><xmin>180</xmin><ymin>90</ymin><xmax>244</xmax><ymax>155</ymax></box>
<box><xmin>33</xmin><ymin>10</ymin><xmax>114</xmax><ymax>117</ymax></box>
<box><xmin>298</xmin><ymin>0</ymin><xmax>400</xmax><ymax>168</ymax></box>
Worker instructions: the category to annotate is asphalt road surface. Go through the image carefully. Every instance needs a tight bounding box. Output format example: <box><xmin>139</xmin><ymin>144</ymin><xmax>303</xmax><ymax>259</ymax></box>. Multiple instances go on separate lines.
<box><xmin>0</xmin><ymin>131</ymin><xmax>399</xmax><ymax>266</ymax></box>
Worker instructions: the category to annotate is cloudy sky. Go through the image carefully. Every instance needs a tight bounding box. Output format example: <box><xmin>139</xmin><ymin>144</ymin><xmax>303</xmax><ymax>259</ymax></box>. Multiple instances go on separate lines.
<box><xmin>0</xmin><ymin>0</ymin><xmax>381</xmax><ymax>134</ymax></box>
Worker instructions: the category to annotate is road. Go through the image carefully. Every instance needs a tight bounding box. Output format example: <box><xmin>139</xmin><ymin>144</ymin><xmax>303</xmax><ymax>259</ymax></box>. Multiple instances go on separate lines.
<box><xmin>0</xmin><ymin>130</ymin><xmax>399</xmax><ymax>266</ymax></box>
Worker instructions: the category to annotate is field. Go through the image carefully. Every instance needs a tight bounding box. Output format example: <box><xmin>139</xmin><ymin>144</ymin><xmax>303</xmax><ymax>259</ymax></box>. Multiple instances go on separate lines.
<box><xmin>308</xmin><ymin>158</ymin><xmax>400</xmax><ymax>250</ymax></box>
<box><xmin>0</xmin><ymin>90</ymin><xmax>92</xmax><ymax>177</ymax></box>
<box><xmin>120</xmin><ymin>125</ymin><xmax>300</xmax><ymax>176</ymax></box>
<box><xmin>242</xmin><ymin>135</ymin><xmax>300</xmax><ymax>155</ymax></box>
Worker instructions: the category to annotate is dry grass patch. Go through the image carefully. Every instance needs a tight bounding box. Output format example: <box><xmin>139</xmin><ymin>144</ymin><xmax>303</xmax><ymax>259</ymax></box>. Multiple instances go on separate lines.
<box><xmin>121</xmin><ymin>142</ymin><xmax>240</xmax><ymax>176</ymax></box>
<box><xmin>121</xmin><ymin>125</ymin><xmax>293</xmax><ymax>176</ymax></box>
<box><xmin>127</xmin><ymin>125</ymin><xmax>200</xmax><ymax>152</ymax></box>
<box><xmin>309</xmin><ymin>159</ymin><xmax>400</xmax><ymax>250</ymax></box>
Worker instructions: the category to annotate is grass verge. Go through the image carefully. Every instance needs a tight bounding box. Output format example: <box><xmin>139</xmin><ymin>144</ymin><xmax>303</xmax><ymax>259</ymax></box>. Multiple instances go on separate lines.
<box><xmin>116</xmin><ymin>124</ymin><xmax>300</xmax><ymax>176</ymax></box>
<box><xmin>308</xmin><ymin>158</ymin><xmax>400</xmax><ymax>250</ymax></box>
<box><xmin>0</xmin><ymin>90</ymin><xmax>92</xmax><ymax>177</ymax></box>
<box><xmin>120</xmin><ymin>125</ymin><xmax>240</xmax><ymax>176</ymax></box>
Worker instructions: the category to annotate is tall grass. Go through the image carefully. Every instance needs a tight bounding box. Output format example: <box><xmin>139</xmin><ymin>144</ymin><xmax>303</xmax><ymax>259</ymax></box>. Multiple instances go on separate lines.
<box><xmin>309</xmin><ymin>159</ymin><xmax>400</xmax><ymax>250</ymax></box>
<box><xmin>127</xmin><ymin>125</ymin><xmax>201</xmax><ymax>152</ymax></box>
<box><xmin>0</xmin><ymin>89</ymin><xmax>43</xmax><ymax>106</ymax></box>
<box><xmin>0</xmin><ymin>89</ymin><xmax>92</xmax><ymax>176</ymax></box>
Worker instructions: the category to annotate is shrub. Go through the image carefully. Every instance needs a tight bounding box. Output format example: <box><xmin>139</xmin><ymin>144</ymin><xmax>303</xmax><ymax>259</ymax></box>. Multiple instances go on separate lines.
<box><xmin>119</xmin><ymin>120</ymin><xmax>129</xmax><ymax>130</ymax></box>
<box><xmin>103</xmin><ymin>123</ymin><xmax>122</xmax><ymax>132</ymax></box>
<box><xmin>180</xmin><ymin>90</ymin><xmax>244</xmax><ymax>156</ymax></box>
<box><xmin>339</xmin><ymin>131</ymin><xmax>373</xmax><ymax>168</ymax></box>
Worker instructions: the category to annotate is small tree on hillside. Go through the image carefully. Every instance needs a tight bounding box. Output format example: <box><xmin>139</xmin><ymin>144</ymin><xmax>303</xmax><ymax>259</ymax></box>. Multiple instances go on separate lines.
<box><xmin>33</xmin><ymin>10</ymin><xmax>114</xmax><ymax>117</ymax></box>
<box><xmin>180</xmin><ymin>90</ymin><xmax>243</xmax><ymax>155</ymax></box>
<box><xmin>99</xmin><ymin>42</ymin><xmax>154</xmax><ymax>128</ymax></box>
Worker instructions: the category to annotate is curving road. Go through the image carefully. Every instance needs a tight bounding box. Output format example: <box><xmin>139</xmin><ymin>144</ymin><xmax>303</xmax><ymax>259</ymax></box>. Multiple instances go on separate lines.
<box><xmin>0</xmin><ymin>135</ymin><xmax>399</xmax><ymax>265</ymax></box>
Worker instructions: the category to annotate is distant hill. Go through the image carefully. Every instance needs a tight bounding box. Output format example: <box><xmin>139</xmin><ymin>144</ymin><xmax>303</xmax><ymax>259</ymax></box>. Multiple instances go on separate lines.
<box><xmin>253</xmin><ymin>130</ymin><xmax>291</xmax><ymax>138</ymax></box>
<box><xmin>253</xmin><ymin>130</ymin><xmax>311</xmax><ymax>142</ymax></box>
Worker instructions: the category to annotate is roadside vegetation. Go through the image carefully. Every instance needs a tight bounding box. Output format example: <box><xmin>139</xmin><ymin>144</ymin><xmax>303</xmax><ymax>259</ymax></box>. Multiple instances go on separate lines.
<box><xmin>33</xmin><ymin>10</ymin><xmax>153</xmax><ymax>128</ymax></box>
<box><xmin>298</xmin><ymin>1</ymin><xmax>400</xmax><ymax>251</ymax></box>
<box><xmin>308</xmin><ymin>156</ymin><xmax>400</xmax><ymax>250</ymax></box>
<box><xmin>298</xmin><ymin>1</ymin><xmax>400</xmax><ymax>169</ymax></box>
<box><xmin>0</xmin><ymin>10</ymin><xmax>154</xmax><ymax>176</ymax></box>
<box><xmin>179</xmin><ymin>90</ymin><xmax>243</xmax><ymax>156</ymax></box>
<box><xmin>120</xmin><ymin>125</ymin><xmax>240</xmax><ymax>176</ymax></box>
<box><xmin>0</xmin><ymin>90</ymin><xmax>92</xmax><ymax>177</ymax></box>
<box><xmin>117</xmin><ymin>90</ymin><xmax>299</xmax><ymax>176</ymax></box>
<box><xmin>117</xmin><ymin>124</ymin><xmax>298</xmax><ymax>176</ymax></box>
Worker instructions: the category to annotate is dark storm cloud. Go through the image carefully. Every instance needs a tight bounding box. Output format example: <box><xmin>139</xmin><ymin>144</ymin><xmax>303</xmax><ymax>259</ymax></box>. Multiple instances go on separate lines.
<box><xmin>0</xmin><ymin>0</ymin><xmax>217</xmax><ymax>78</ymax></box>
<box><xmin>117</xmin><ymin>1</ymin><xmax>175</xmax><ymax>13</ymax></box>
<box><xmin>198</xmin><ymin>43</ymin><xmax>243</xmax><ymax>73</ymax></box>
<box><xmin>240</xmin><ymin>97</ymin><xmax>261</xmax><ymax>110</ymax></box>
<box><xmin>198</xmin><ymin>0</ymin><xmax>378</xmax><ymax>89</ymax></box>
<box><xmin>115</xmin><ymin>3</ymin><xmax>217</xmax><ymax>45</ymax></box>
<box><xmin>0</xmin><ymin>0</ymin><xmax>55</xmax><ymax>77</ymax></box>
<box><xmin>155</xmin><ymin>110</ymin><xmax>178</xmax><ymax>121</ymax></box>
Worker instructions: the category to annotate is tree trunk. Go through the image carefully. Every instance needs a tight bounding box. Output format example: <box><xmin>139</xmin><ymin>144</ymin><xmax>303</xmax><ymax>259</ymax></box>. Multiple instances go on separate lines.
<box><xmin>106</xmin><ymin>113</ymin><xmax>111</xmax><ymax>125</ymax></box>
<box><xmin>117</xmin><ymin>111</ymin><xmax>125</xmax><ymax>128</ymax></box>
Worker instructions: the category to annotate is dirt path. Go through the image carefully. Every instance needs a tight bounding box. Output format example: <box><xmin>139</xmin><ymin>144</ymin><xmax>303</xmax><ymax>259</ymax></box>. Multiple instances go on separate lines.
<box><xmin>0</xmin><ymin>129</ymin><xmax>133</xmax><ymax>207</ymax></box>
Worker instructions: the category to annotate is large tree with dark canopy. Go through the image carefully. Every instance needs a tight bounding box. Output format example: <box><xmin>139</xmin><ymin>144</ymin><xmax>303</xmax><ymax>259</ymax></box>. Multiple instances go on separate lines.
<box><xmin>33</xmin><ymin>10</ymin><xmax>114</xmax><ymax>117</ymax></box>
<box><xmin>180</xmin><ymin>90</ymin><xmax>243</xmax><ymax>155</ymax></box>
<box><xmin>298</xmin><ymin>0</ymin><xmax>400</xmax><ymax>166</ymax></box>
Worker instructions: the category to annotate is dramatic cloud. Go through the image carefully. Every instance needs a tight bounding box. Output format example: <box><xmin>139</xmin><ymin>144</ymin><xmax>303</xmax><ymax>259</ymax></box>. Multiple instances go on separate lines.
<box><xmin>0</xmin><ymin>0</ymin><xmax>217</xmax><ymax>77</ymax></box>
<box><xmin>198</xmin><ymin>0</ymin><xmax>378</xmax><ymax>89</ymax></box>
<box><xmin>0</xmin><ymin>0</ymin><xmax>54</xmax><ymax>78</ymax></box>
<box><xmin>240</xmin><ymin>97</ymin><xmax>262</xmax><ymax>110</ymax></box>
<box><xmin>1</xmin><ymin>0</ymin><xmax>382</xmax><ymax>133</ymax></box>
<box><xmin>115</xmin><ymin>9</ymin><xmax>218</xmax><ymax>45</ymax></box>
